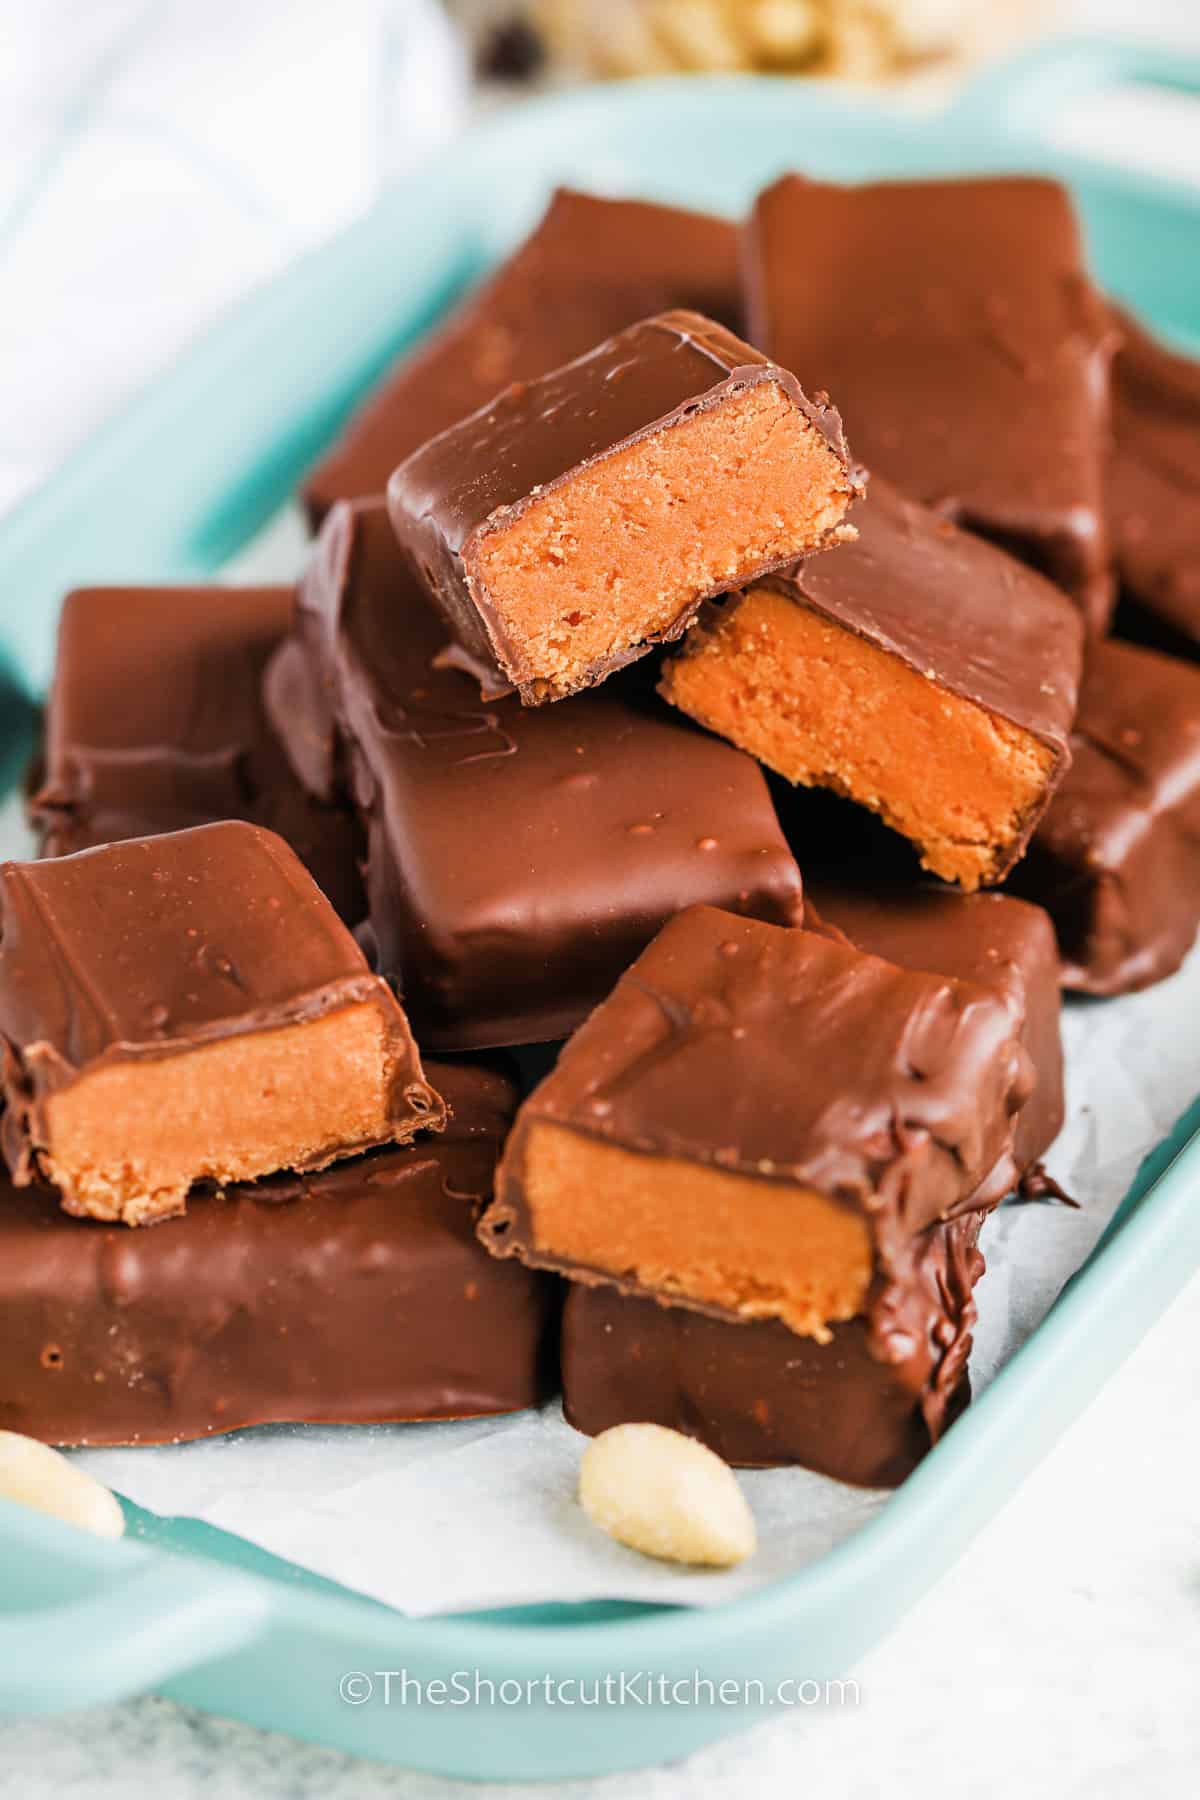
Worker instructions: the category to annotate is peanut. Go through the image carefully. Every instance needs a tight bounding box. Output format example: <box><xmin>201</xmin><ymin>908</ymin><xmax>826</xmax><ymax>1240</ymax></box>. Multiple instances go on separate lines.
<box><xmin>0</xmin><ymin>1432</ymin><xmax>125</xmax><ymax>1539</ymax></box>
<box><xmin>579</xmin><ymin>1422</ymin><xmax>756</xmax><ymax>1567</ymax></box>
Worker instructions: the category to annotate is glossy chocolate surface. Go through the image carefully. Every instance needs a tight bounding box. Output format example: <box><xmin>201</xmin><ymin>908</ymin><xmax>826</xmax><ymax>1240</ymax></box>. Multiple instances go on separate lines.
<box><xmin>30</xmin><ymin>584</ymin><xmax>362</xmax><ymax>924</ymax></box>
<box><xmin>265</xmin><ymin>504</ymin><xmax>805</xmax><ymax>1049</ymax></box>
<box><xmin>482</xmin><ymin>907</ymin><xmax>1032</xmax><ymax>1306</ymax></box>
<box><xmin>0</xmin><ymin>1063</ymin><xmax>556</xmax><ymax>1445</ymax></box>
<box><xmin>806</xmin><ymin>880</ymin><xmax>1064</xmax><ymax>1177</ymax></box>
<box><xmin>303</xmin><ymin>188</ymin><xmax>742</xmax><ymax>523</ymax></box>
<box><xmin>1108</xmin><ymin>309</ymin><xmax>1200</xmax><ymax>653</ymax></box>
<box><xmin>387</xmin><ymin>308</ymin><xmax>854</xmax><ymax>700</ymax></box>
<box><xmin>1010</xmin><ymin>638</ymin><xmax>1200</xmax><ymax>995</ymax></box>
<box><xmin>746</xmin><ymin>174</ymin><xmax>1115</xmax><ymax>626</ymax></box>
<box><xmin>562</xmin><ymin>1210</ymin><xmax>984</xmax><ymax>1487</ymax></box>
<box><xmin>0</xmin><ymin>822</ymin><xmax>440</xmax><ymax>1184</ymax></box>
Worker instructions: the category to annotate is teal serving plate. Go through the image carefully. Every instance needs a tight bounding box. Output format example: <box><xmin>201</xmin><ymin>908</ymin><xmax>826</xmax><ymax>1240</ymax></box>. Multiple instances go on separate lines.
<box><xmin>2</xmin><ymin>36</ymin><xmax>1200</xmax><ymax>1782</ymax></box>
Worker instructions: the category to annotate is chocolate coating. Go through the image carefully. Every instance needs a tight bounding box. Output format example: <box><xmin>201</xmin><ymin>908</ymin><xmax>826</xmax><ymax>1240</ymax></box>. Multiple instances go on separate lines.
<box><xmin>29</xmin><ymin>584</ymin><xmax>362</xmax><ymax>925</ymax></box>
<box><xmin>746</xmin><ymin>174</ymin><xmax>1115</xmax><ymax>627</ymax></box>
<box><xmin>0</xmin><ymin>1063</ymin><xmax>556</xmax><ymax>1445</ymax></box>
<box><xmin>387</xmin><ymin>308</ymin><xmax>854</xmax><ymax>701</ymax></box>
<box><xmin>0</xmin><ymin>821</ymin><xmax>442</xmax><ymax>1186</ymax></box>
<box><xmin>562</xmin><ymin>1211</ymin><xmax>985</xmax><ymax>1487</ymax></box>
<box><xmin>690</xmin><ymin>477</ymin><xmax>1084</xmax><ymax>879</ymax></box>
<box><xmin>1108</xmin><ymin>308</ymin><xmax>1200</xmax><ymax>655</ymax></box>
<box><xmin>1009</xmin><ymin>638</ymin><xmax>1200</xmax><ymax>995</ymax></box>
<box><xmin>805</xmin><ymin>881</ymin><xmax>1064</xmax><ymax>1179</ymax></box>
<box><xmin>482</xmin><ymin>907</ymin><xmax>1032</xmax><ymax>1308</ymax></box>
<box><xmin>303</xmin><ymin>188</ymin><xmax>741</xmax><ymax>523</ymax></box>
<box><xmin>265</xmin><ymin>504</ymin><xmax>805</xmax><ymax>1049</ymax></box>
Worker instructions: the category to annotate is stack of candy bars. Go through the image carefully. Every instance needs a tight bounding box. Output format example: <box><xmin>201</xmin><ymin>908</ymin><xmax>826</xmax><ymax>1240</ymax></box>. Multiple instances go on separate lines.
<box><xmin>4</xmin><ymin>175</ymin><xmax>1199</xmax><ymax>1493</ymax></box>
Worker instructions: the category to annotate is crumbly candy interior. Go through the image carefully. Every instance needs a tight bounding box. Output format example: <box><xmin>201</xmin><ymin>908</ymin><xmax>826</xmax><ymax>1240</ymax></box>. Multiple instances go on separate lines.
<box><xmin>521</xmin><ymin>1119</ymin><xmax>873</xmax><ymax>1342</ymax></box>
<box><xmin>43</xmin><ymin>1002</ymin><xmax>405</xmax><ymax>1226</ymax></box>
<box><xmin>661</xmin><ymin>585</ymin><xmax>1055</xmax><ymax>890</ymax></box>
<box><xmin>471</xmin><ymin>381</ymin><xmax>853</xmax><ymax>699</ymax></box>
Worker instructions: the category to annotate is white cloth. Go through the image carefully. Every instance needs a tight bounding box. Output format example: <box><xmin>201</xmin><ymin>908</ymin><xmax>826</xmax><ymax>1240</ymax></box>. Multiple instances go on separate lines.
<box><xmin>0</xmin><ymin>0</ymin><xmax>467</xmax><ymax>515</ymax></box>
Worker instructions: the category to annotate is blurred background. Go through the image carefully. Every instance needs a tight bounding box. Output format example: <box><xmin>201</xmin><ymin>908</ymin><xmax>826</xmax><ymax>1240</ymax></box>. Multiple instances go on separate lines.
<box><xmin>2</xmin><ymin>0</ymin><xmax>1198</xmax><ymax>520</ymax></box>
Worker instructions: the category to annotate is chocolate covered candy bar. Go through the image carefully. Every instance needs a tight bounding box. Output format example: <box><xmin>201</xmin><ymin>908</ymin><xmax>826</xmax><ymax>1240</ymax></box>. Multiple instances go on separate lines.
<box><xmin>562</xmin><ymin>1211</ymin><xmax>985</xmax><ymax>1487</ymax></box>
<box><xmin>303</xmin><ymin>188</ymin><xmax>741</xmax><ymax>524</ymax></box>
<box><xmin>806</xmin><ymin>881</ymin><xmax>1064</xmax><ymax>1178</ymax></box>
<box><xmin>1108</xmin><ymin>309</ymin><xmax>1200</xmax><ymax>659</ymax></box>
<box><xmin>387</xmin><ymin>309</ymin><xmax>858</xmax><ymax>704</ymax></box>
<box><xmin>0</xmin><ymin>1062</ymin><xmax>554</xmax><ymax>1445</ymax></box>
<box><xmin>1010</xmin><ymin>639</ymin><xmax>1200</xmax><ymax>995</ymax></box>
<box><xmin>660</xmin><ymin>478</ymin><xmax>1083</xmax><ymax>890</ymax></box>
<box><xmin>29</xmin><ymin>583</ymin><xmax>363</xmax><ymax>924</ymax></box>
<box><xmin>746</xmin><ymin>174</ymin><xmax>1115</xmax><ymax>628</ymax></box>
<box><xmin>265</xmin><ymin>504</ymin><xmax>805</xmax><ymax>1049</ymax></box>
<box><xmin>479</xmin><ymin>906</ymin><xmax>1031</xmax><ymax>1340</ymax></box>
<box><xmin>0</xmin><ymin>822</ymin><xmax>443</xmax><ymax>1225</ymax></box>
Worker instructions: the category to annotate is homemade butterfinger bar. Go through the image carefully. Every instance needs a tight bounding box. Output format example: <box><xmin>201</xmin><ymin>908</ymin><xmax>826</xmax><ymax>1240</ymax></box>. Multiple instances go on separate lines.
<box><xmin>1009</xmin><ymin>639</ymin><xmax>1200</xmax><ymax>995</ymax></box>
<box><xmin>29</xmin><ymin>584</ymin><xmax>362</xmax><ymax>924</ymax></box>
<box><xmin>746</xmin><ymin>174</ymin><xmax>1115</xmax><ymax>628</ymax></box>
<box><xmin>562</xmin><ymin>1211</ymin><xmax>986</xmax><ymax>1488</ymax></box>
<box><xmin>805</xmin><ymin>881</ymin><xmax>1064</xmax><ymax>1179</ymax></box>
<box><xmin>387</xmin><ymin>309</ymin><xmax>859</xmax><ymax>704</ymax></box>
<box><xmin>0</xmin><ymin>822</ymin><xmax>443</xmax><ymax>1225</ymax></box>
<box><xmin>1108</xmin><ymin>309</ymin><xmax>1200</xmax><ymax>659</ymax></box>
<box><xmin>660</xmin><ymin>478</ymin><xmax>1083</xmax><ymax>890</ymax></box>
<box><xmin>0</xmin><ymin>1062</ymin><xmax>555</xmax><ymax>1445</ymax></box>
<box><xmin>479</xmin><ymin>906</ymin><xmax>1031</xmax><ymax>1340</ymax></box>
<box><xmin>302</xmin><ymin>188</ymin><xmax>741</xmax><ymax>524</ymax></box>
<box><xmin>264</xmin><ymin>503</ymin><xmax>805</xmax><ymax>1049</ymax></box>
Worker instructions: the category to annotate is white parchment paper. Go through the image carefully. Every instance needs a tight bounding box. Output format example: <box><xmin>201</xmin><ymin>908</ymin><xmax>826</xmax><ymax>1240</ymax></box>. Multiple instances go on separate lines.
<box><xmin>10</xmin><ymin>508</ymin><xmax>1198</xmax><ymax>1617</ymax></box>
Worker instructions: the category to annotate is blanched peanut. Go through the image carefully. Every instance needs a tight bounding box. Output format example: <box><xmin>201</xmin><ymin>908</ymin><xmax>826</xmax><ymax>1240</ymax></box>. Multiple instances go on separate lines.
<box><xmin>0</xmin><ymin>1432</ymin><xmax>125</xmax><ymax>1539</ymax></box>
<box><xmin>579</xmin><ymin>1422</ymin><xmax>756</xmax><ymax>1567</ymax></box>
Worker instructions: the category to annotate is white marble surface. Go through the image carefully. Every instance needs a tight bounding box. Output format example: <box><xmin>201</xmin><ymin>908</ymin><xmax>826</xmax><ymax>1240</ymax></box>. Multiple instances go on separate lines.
<box><xmin>3</xmin><ymin>3</ymin><xmax>1200</xmax><ymax>1794</ymax></box>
